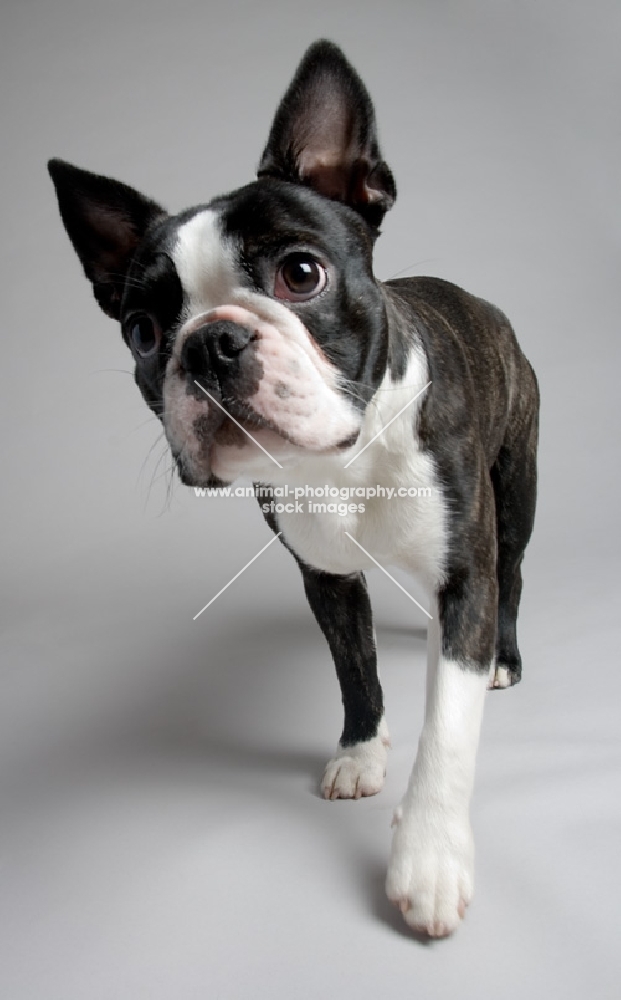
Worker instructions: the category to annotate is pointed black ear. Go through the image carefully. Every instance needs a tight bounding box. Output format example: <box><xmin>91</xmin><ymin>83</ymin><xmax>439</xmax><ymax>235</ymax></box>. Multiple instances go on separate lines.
<box><xmin>47</xmin><ymin>159</ymin><xmax>166</xmax><ymax>320</ymax></box>
<box><xmin>257</xmin><ymin>40</ymin><xmax>396</xmax><ymax>229</ymax></box>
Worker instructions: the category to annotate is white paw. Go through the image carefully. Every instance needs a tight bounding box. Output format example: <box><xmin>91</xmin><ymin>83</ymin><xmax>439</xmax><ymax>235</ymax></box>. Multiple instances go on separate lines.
<box><xmin>488</xmin><ymin>664</ymin><xmax>516</xmax><ymax>689</ymax></box>
<box><xmin>386</xmin><ymin>802</ymin><xmax>474</xmax><ymax>937</ymax></box>
<box><xmin>321</xmin><ymin>717</ymin><xmax>390</xmax><ymax>800</ymax></box>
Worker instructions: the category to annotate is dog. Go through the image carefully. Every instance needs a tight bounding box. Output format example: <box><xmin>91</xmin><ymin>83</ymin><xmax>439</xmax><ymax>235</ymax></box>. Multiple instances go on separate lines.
<box><xmin>48</xmin><ymin>39</ymin><xmax>539</xmax><ymax>938</ymax></box>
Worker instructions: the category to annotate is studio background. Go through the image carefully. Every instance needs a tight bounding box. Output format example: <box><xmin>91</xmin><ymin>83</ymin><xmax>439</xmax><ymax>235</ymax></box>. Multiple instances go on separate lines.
<box><xmin>1</xmin><ymin>1</ymin><xmax>619</xmax><ymax>997</ymax></box>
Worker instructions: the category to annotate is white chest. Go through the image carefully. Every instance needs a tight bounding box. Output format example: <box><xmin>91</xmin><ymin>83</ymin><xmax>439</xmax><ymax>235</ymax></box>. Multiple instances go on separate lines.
<box><xmin>275</xmin><ymin>452</ymin><xmax>445</xmax><ymax>581</ymax></box>
<box><xmin>271</xmin><ymin>361</ymin><xmax>447</xmax><ymax>584</ymax></box>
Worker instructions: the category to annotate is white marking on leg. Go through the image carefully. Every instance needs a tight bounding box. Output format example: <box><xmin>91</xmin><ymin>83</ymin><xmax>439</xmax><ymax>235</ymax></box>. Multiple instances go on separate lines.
<box><xmin>386</xmin><ymin>617</ymin><xmax>489</xmax><ymax>937</ymax></box>
<box><xmin>321</xmin><ymin>716</ymin><xmax>390</xmax><ymax>800</ymax></box>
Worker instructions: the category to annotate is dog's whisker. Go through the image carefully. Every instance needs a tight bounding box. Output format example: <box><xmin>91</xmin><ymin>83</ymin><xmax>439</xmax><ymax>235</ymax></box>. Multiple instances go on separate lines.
<box><xmin>163</xmin><ymin>460</ymin><xmax>177</xmax><ymax>513</ymax></box>
<box><xmin>90</xmin><ymin>368</ymin><xmax>134</xmax><ymax>376</ymax></box>
<box><xmin>137</xmin><ymin>429</ymin><xmax>167</xmax><ymax>486</ymax></box>
<box><xmin>143</xmin><ymin>441</ymin><xmax>173</xmax><ymax>512</ymax></box>
<box><xmin>106</xmin><ymin>272</ymin><xmax>148</xmax><ymax>286</ymax></box>
<box><xmin>383</xmin><ymin>258</ymin><xmax>440</xmax><ymax>281</ymax></box>
<box><xmin>127</xmin><ymin>414</ymin><xmax>163</xmax><ymax>436</ymax></box>
<box><xmin>147</xmin><ymin>451</ymin><xmax>178</xmax><ymax>513</ymax></box>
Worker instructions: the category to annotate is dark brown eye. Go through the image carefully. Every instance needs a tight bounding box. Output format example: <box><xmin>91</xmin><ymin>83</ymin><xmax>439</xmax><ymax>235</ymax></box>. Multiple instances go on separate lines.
<box><xmin>274</xmin><ymin>254</ymin><xmax>327</xmax><ymax>301</ymax></box>
<box><xmin>128</xmin><ymin>314</ymin><xmax>161</xmax><ymax>358</ymax></box>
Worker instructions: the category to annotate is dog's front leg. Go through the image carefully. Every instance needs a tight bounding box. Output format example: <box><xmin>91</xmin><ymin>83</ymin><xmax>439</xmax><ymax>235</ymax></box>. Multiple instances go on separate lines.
<box><xmin>298</xmin><ymin>564</ymin><xmax>389</xmax><ymax>799</ymax></box>
<box><xmin>386</xmin><ymin>565</ymin><xmax>496</xmax><ymax>937</ymax></box>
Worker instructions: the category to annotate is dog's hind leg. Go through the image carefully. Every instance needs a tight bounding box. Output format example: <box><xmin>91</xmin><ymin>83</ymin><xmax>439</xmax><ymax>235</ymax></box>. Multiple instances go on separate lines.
<box><xmin>489</xmin><ymin>364</ymin><xmax>539</xmax><ymax>690</ymax></box>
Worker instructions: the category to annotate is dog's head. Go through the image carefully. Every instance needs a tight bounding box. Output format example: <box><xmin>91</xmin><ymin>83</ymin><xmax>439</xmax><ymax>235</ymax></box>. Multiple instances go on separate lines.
<box><xmin>48</xmin><ymin>40</ymin><xmax>396</xmax><ymax>485</ymax></box>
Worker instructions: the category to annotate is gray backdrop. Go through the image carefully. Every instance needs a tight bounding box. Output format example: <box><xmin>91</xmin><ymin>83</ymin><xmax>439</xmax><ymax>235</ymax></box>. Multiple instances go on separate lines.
<box><xmin>1</xmin><ymin>1</ymin><xmax>619</xmax><ymax>997</ymax></box>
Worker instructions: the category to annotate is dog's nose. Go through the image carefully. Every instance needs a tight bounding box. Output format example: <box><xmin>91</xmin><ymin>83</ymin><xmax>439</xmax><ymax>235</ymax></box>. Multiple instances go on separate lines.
<box><xmin>180</xmin><ymin>320</ymin><xmax>253</xmax><ymax>380</ymax></box>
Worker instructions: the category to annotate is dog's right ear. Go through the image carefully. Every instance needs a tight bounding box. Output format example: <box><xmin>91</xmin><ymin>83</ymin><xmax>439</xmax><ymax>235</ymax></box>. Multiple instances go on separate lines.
<box><xmin>47</xmin><ymin>159</ymin><xmax>166</xmax><ymax>320</ymax></box>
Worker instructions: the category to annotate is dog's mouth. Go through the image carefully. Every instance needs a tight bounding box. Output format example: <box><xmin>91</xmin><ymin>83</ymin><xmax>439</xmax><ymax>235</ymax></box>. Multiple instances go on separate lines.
<box><xmin>191</xmin><ymin>392</ymin><xmax>293</xmax><ymax>449</ymax></box>
<box><xmin>212</xmin><ymin>399</ymin><xmax>358</xmax><ymax>450</ymax></box>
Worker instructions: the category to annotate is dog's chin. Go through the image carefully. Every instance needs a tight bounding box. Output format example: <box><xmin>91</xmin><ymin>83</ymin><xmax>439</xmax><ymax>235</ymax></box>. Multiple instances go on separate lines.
<box><xmin>173</xmin><ymin>419</ymin><xmax>361</xmax><ymax>488</ymax></box>
<box><xmin>176</xmin><ymin>465</ymin><xmax>230</xmax><ymax>488</ymax></box>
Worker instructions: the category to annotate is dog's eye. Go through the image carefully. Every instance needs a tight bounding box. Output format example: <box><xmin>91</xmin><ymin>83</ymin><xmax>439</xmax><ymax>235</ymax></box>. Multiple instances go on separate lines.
<box><xmin>274</xmin><ymin>254</ymin><xmax>327</xmax><ymax>301</ymax></box>
<box><xmin>128</xmin><ymin>314</ymin><xmax>161</xmax><ymax>358</ymax></box>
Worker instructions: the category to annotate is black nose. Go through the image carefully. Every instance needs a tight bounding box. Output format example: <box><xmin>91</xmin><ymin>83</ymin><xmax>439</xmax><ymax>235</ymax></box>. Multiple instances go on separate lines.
<box><xmin>180</xmin><ymin>320</ymin><xmax>253</xmax><ymax>381</ymax></box>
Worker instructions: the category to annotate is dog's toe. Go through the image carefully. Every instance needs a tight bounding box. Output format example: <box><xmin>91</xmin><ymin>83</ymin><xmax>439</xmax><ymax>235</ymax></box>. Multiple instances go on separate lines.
<box><xmin>322</xmin><ymin>755</ymin><xmax>385</xmax><ymax>799</ymax></box>
<box><xmin>488</xmin><ymin>663</ymin><xmax>520</xmax><ymax>690</ymax></box>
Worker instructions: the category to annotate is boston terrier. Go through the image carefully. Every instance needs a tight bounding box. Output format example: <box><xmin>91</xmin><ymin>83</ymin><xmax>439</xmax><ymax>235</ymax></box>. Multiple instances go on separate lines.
<box><xmin>48</xmin><ymin>40</ymin><xmax>539</xmax><ymax>938</ymax></box>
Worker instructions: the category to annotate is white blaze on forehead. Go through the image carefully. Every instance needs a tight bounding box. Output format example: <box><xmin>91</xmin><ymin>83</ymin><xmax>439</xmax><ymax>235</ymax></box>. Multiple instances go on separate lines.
<box><xmin>172</xmin><ymin>209</ymin><xmax>240</xmax><ymax>312</ymax></box>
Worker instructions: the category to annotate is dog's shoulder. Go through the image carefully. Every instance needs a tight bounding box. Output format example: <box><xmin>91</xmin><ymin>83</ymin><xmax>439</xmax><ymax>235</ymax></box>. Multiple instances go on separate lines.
<box><xmin>383</xmin><ymin>276</ymin><xmax>535</xmax><ymax>458</ymax></box>
<box><xmin>384</xmin><ymin>275</ymin><xmax>511</xmax><ymax>349</ymax></box>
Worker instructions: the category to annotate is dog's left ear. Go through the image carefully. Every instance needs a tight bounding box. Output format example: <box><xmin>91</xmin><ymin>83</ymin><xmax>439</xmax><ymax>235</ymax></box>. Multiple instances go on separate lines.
<box><xmin>257</xmin><ymin>40</ymin><xmax>396</xmax><ymax>229</ymax></box>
